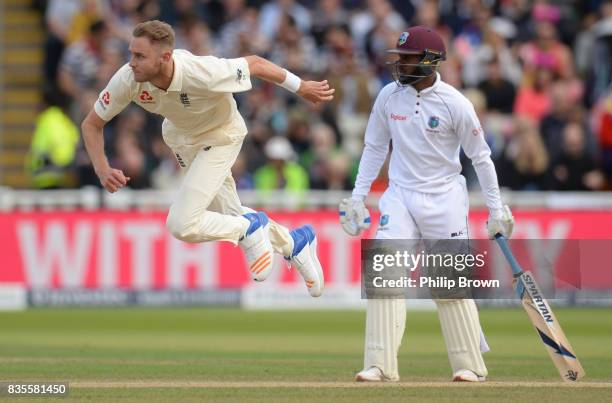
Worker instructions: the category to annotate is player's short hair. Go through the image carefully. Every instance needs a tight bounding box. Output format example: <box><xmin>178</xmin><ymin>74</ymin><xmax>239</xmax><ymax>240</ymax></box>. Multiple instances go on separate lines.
<box><xmin>133</xmin><ymin>20</ymin><xmax>175</xmax><ymax>49</ymax></box>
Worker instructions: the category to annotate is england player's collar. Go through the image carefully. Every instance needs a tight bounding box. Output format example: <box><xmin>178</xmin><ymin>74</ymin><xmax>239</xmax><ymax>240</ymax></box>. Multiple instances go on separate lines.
<box><xmin>166</xmin><ymin>54</ymin><xmax>183</xmax><ymax>92</ymax></box>
<box><xmin>405</xmin><ymin>73</ymin><xmax>441</xmax><ymax>96</ymax></box>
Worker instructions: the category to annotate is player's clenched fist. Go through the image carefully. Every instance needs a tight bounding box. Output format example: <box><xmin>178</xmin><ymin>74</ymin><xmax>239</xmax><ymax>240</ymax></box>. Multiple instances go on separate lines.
<box><xmin>339</xmin><ymin>197</ymin><xmax>371</xmax><ymax>236</ymax></box>
<box><xmin>297</xmin><ymin>80</ymin><xmax>335</xmax><ymax>105</ymax></box>
<box><xmin>97</xmin><ymin>167</ymin><xmax>130</xmax><ymax>193</ymax></box>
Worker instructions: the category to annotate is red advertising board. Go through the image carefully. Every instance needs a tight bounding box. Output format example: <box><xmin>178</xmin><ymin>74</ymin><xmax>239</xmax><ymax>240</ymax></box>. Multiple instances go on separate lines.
<box><xmin>1</xmin><ymin>210</ymin><xmax>611</xmax><ymax>290</ymax></box>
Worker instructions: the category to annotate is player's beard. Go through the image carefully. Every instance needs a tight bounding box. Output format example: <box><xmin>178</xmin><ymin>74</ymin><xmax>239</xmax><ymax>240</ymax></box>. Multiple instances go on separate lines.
<box><xmin>134</xmin><ymin>60</ymin><xmax>163</xmax><ymax>83</ymax></box>
<box><xmin>390</xmin><ymin>63</ymin><xmax>425</xmax><ymax>86</ymax></box>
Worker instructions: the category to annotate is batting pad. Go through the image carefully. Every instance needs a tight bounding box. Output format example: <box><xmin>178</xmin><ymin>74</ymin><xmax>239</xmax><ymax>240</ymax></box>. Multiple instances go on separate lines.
<box><xmin>363</xmin><ymin>299</ymin><xmax>406</xmax><ymax>381</ymax></box>
<box><xmin>436</xmin><ymin>299</ymin><xmax>488</xmax><ymax>377</ymax></box>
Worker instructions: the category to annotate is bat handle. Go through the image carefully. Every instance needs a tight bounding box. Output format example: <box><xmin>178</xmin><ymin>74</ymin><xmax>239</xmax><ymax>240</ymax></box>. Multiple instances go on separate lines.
<box><xmin>494</xmin><ymin>234</ymin><xmax>523</xmax><ymax>276</ymax></box>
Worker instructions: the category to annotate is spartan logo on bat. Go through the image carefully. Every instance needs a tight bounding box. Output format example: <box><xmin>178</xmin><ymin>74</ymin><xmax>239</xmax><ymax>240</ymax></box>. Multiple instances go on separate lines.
<box><xmin>566</xmin><ymin>370</ymin><xmax>579</xmax><ymax>381</ymax></box>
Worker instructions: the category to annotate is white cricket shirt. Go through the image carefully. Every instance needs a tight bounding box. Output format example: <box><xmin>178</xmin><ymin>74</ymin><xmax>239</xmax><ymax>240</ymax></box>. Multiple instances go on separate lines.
<box><xmin>353</xmin><ymin>73</ymin><xmax>503</xmax><ymax>212</ymax></box>
<box><xmin>94</xmin><ymin>49</ymin><xmax>252</xmax><ymax>147</ymax></box>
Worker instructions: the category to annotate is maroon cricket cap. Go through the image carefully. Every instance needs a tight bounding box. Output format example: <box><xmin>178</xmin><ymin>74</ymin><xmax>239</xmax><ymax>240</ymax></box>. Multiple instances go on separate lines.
<box><xmin>387</xmin><ymin>26</ymin><xmax>446</xmax><ymax>57</ymax></box>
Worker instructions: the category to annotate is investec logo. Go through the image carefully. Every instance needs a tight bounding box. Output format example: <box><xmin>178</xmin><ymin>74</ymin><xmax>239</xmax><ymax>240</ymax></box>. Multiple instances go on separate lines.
<box><xmin>523</xmin><ymin>273</ymin><xmax>554</xmax><ymax>323</ymax></box>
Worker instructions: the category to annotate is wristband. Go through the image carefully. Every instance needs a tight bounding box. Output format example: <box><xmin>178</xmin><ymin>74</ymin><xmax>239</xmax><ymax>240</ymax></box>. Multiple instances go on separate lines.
<box><xmin>278</xmin><ymin>69</ymin><xmax>301</xmax><ymax>93</ymax></box>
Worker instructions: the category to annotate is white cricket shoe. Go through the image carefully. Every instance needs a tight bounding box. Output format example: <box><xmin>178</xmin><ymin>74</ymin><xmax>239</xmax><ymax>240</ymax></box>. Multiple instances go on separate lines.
<box><xmin>239</xmin><ymin>212</ymin><xmax>274</xmax><ymax>282</ymax></box>
<box><xmin>286</xmin><ymin>225</ymin><xmax>324</xmax><ymax>297</ymax></box>
<box><xmin>355</xmin><ymin>367</ymin><xmax>390</xmax><ymax>382</ymax></box>
<box><xmin>452</xmin><ymin>369</ymin><xmax>486</xmax><ymax>382</ymax></box>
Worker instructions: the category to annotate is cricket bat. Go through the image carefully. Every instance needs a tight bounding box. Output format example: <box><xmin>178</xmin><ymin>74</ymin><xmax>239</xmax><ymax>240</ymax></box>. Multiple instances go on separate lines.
<box><xmin>495</xmin><ymin>235</ymin><xmax>585</xmax><ymax>382</ymax></box>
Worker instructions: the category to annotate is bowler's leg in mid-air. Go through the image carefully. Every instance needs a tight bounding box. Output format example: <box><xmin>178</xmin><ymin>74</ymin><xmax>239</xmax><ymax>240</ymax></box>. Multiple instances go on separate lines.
<box><xmin>165</xmin><ymin>138</ymin><xmax>324</xmax><ymax>296</ymax></box>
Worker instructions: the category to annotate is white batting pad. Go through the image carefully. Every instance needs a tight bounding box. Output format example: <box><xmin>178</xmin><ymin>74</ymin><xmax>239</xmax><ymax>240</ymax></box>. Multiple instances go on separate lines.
<box><xmin>436</xmin><ymin>299</ymin><xmax>488</xmax><ymax>377</ymax></box>
<box><xmin>363</xmin><ymin>299</ymin><xmax>406</xmax><ymax>381</ymax></box>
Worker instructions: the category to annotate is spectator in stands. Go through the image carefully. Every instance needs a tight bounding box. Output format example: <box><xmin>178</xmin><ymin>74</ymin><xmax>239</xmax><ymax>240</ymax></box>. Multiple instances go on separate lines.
<box><xmin>269</xmin><ymin>14</ymin><xmax>322</xmax><ymax>75</ymax></box>
<box><xmin>583</xmin><ymin>0</ymin><xmax>612</xmax><ymax>106</ymax></box>
<box><xmin>218</xmin><ymin>4</ymin><xmax>269</xmax><ymax>58</ymax></box>
<box><xmin>496</xmin><ymin>119</ymin><xmax>550</xmax><ymax>190</ymax></box>
<box><xmin>477</xmin><ymin>57</ymin><xmax>517</xmax><ymax>114</ymax></box>
<box><xmin>150</xmin><ymin>137</ymin><xmax>184</xmax><ymax>190</ymax></box>
<box><xmin>66</xmin><ymin>0</ymin><xmax>108</xmax><ymax>45</ymax></box>
<box><xmin>26</xmin><ymin>91</ymin><xmax>79</xmax><ymax>189</ymax></box>
<box><xmin>30</xmin><ymin>0</ymin><xmax>609</xmax><ymax>193</ymax></box>
<box><xmin>174</xmin><ymin>15</ymin><xmax>218</xmax><ymax>56</ymax></box>
<box><xmin>550</xmin><ymin>123</ymin><xmax>605</xmax><ymax>190</ymax></box>
<box><xmin>518</xmin><ymin>20</ymin><xmax>574</xmax><ymax>80</ymax></box>
<box><xmin>108</xmin><ymin>106</ymin><xmax>152</xmax><ymax>189</ymax></box>
<box><xmin>232</xmin><ymin>153</ymin><xmax>255</xmax><ymax>191</ymax></box>
<box><xmin>254</xmin><ymin>136</ymin><xmax>309</xmax><ymax>195</ymax></box>
<box><xmin>351</xmin><ymin>0</ymin><xmax>405</xmax><ymax>57</ymax></box>
<box><xmin>105</xmin><ymin>0</ymin><xmax>159</xmax><ymax>42</ymax></box>
<box><xmin>57</xmin><ymin>20</ymin><xmax>112</xmax><ymax>113</ymax></box>
<box><xmin>259</xmin><ymin>0</ymin><xmax>312</xmax><ymax>41</ymax></box>
<box><xmin>591</xmin><ymin>87</ymin><xmax>612</xmax><ymax>186</ymax></box>
<box><xmin>458</xmin><ymin>7</ymin><xmax>522</xmax><ymax>88</ymax></box>
<box><xmin>324</xmin><ymin>24</ymin><xmax>378</xmax><ymax>157</ymax></box>
<box><xmin>310</xmin><ymin>0</ymin><xmax>350</xmax><ymax>46</ymax></box>
<box><xmin>43</xmin><ymin>0</ymin><xmax>81</xmax><ymax>87</ymax></box>
<box><xmin>514</xmin><ymin>67</ymin><xmax>553</xmax><ymax>123</ymax></box>
<box><xmin>241</xmin><ymin>121</ymin><xmax>275</xmax><ymax>173</ymax></box>
<box><xmin>305</xmin><ymin>123</ymin><xmax>350</xmax><ymax>190</ymax></box>
<box><xmin>540</xmin><ymin>80</ymin><xmax>593</xmax><ymax>161</ymax></box>
<box><xmin>354</xmin><ymin>0</ymin><xmax>406</xmax><ymax>82</ymax></box>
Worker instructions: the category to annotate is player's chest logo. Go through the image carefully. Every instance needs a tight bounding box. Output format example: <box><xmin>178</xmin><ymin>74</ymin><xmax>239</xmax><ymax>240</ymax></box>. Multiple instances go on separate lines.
<box><xmin>428</xmin><ymin>116</ymin><xmax>440</xmax><ymax>129</ymax></box>
<box><xmin>139</xmin><ymin>90</ymin><xmax>155</xmax><ymax>104</ymax></box>
<box><xmin>390</xmin><ymin>113</ymin><xmax>408</xmax><ymax>121</ymax></box>
<box><xmin>180</xmin><ymin>93</ymin><xmax>191</xmax><ymax>107</ymax></box>
<box><xmin>426</xmin><ymin>115</ymin><xmax>443</xmax><ymax>134</ymax></box>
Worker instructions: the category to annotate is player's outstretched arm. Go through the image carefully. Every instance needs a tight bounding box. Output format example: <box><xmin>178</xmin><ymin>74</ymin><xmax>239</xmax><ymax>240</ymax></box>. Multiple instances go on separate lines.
<box><xmin>244</xmin><ymin>55</ymin><xmax>334</xmax><ymax>105</ymax></box>
<box><xmin>81</xmin><ymin>109</ymin><xmax>130</xmax><ymax>193</ymax></box>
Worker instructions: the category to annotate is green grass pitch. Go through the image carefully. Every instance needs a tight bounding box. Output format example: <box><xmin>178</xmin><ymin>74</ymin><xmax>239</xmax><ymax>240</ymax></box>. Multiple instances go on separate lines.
<box><xmin>0</xmin><ymin>307</ymin><xmax>610</xmax><ymax>402</ymax></box>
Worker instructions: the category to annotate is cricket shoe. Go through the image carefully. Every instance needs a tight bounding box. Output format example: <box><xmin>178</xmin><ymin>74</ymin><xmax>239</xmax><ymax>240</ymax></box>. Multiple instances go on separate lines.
<box><xmin>452</xmin><ymin>369</ymin><xmax>486</xmax><ymax>382</ymax></box>
<box><xmin>355</xmin><ymin>367</ymin><xmax>397</xmax><ymax>382</ymax></box>
<box><xmin>286</xmin><ymin>225</ymin><xmax>324</xmax><ymax>297</ymax></box>
<box><xmin>240</xmin><ymin>212</ymin><xmax>274</xmax><ymax>282</ymax></box>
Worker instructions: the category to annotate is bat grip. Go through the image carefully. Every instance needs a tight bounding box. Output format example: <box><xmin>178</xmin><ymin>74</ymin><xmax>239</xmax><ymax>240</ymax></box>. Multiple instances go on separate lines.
<box><xmin>494</xmin><ymin>234</ymin><xmax>523</xmax><ymax>276</ymax></box>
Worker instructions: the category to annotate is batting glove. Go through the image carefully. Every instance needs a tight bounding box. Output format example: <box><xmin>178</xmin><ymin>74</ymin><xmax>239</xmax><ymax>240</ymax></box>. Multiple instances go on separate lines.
<box><xmin>487</xmin><ymin>205</ymin><xmax>515</xmax><ymax>239</ymax></box>
<box><xmin>339</xmin><ymin>197</ymin><xmax>371</xmax><ymax>236</ymax></box>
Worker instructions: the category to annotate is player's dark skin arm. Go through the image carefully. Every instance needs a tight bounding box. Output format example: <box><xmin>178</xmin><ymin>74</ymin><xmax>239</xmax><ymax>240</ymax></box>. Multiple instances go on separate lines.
<box><xmin>244</xmin><ymin>55</ymin><xmax>334</xmax><ymax>104</ymax></box>
<box><xmin>81</xmin><ymin>110</ymin><xmax>130</xmax><ymax>193</ymax></box>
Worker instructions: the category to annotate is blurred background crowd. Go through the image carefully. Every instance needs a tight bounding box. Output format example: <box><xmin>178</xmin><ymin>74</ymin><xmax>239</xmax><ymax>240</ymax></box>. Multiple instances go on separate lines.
<box><xmin>28</xmin><ymin>0</ymin><xmax>612</xmax><ymax>194</ymax></box>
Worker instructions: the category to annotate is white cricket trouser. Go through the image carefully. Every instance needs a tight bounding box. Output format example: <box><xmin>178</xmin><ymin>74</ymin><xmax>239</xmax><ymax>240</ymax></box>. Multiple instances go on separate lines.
<box><xmin>363</xmin><ymin>176</ymin><xmax>488</xmax><ymax>379</ymax></box>
<box><xmin>165</xmin><ymin>137</ymin><xmax>293</xmax><ymax>256</ymax></box>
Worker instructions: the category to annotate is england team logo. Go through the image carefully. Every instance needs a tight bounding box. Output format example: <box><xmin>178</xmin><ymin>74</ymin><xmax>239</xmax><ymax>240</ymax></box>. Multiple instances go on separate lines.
<box><xmin>428</xmin><ymin>116</ymin><xmax>440</xmax><ymax>129</ymax></box>
<box><xmin>398</xmin><ymin>32</ymin><xmax>409</xmax><ymax>45</ymax></box>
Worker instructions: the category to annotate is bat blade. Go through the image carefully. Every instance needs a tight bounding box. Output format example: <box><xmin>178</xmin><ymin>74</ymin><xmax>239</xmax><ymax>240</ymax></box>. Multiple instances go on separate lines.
<box><xmin>518</xmin><ymin>271</ymin><xmax>585</xmax><ymax>382</ymax></box>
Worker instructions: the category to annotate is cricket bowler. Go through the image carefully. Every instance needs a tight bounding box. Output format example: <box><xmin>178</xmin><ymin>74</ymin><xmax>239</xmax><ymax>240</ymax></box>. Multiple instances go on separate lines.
<box><xmin>81</xmin><ymin>20</ymin><xmax>333</xmax><ymax>296</ymax></box>
<box><xmin>339</xmin><ymin>26</ymin><xmax>515</xmax><ymax>381</ymax></box>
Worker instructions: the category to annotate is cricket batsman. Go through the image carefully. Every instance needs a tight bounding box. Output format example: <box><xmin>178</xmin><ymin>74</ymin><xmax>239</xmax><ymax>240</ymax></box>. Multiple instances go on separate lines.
<box><xmin>81</xmin><ymin>20</ymin><xmax>333</xmax><ymax>296</ymax></box>
<box><xmin>339</xmin><ymin>26</ymin><xmax>515</xmax><ymax>381</ymax></box>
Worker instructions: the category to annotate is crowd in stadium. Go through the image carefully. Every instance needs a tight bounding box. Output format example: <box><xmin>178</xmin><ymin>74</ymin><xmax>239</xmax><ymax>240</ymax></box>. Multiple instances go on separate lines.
<box><xmin>30</xmin><ymin>0</ymin><xmax>612</xmax><ymax>192</ymax></box>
